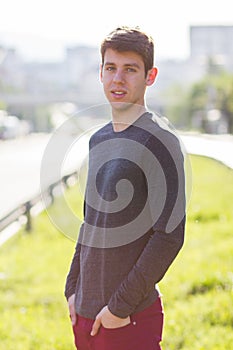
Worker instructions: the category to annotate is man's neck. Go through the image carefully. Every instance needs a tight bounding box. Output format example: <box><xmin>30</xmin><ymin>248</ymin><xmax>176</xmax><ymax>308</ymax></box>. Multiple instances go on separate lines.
<box><xmin>111</xmin><ymin>104</ymin><xmax>147</xmax><ymax>132</ymax></box>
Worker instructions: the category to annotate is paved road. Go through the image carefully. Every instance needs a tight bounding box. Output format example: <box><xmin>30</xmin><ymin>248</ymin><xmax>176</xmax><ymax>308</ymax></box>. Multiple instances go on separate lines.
<box><xmin>0</xmin><ymin>131</ymin><xmax>233</xmax><ymax>221</ymax></box>
<box><xmin>0</xmin><ymin>134</ymin><xmax>50</xmax><ymax>218</ymax></box>
<box><xmin>0</xmin><ymin>131</ymin><xmax>90</xmax><ymax>220</ymax></box>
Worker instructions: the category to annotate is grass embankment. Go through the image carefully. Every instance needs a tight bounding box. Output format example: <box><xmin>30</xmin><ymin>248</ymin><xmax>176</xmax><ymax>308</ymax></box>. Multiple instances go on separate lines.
<box><xmin>0</xmin><ymin>155</ymin><xmax>232</xmax><ymax>350</ymax></box>
<box><xmin>160</xmin><ymin>156</ymin><xmax>233</xmax><ymax>349</ymax></box>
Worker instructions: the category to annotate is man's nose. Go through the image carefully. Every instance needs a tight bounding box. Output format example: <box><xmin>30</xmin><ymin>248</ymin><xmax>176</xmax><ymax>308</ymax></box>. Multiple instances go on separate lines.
<box><xmin>113</xmin><ymin>69</ymin><xmax>125</xmax><ymax>83</ymax></box>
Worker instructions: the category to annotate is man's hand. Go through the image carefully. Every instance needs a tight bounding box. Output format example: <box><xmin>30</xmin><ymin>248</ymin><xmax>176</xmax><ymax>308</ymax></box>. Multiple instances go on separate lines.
<box><xmin>91</xmin><ymin>306</ymin><xmax>130</xmax><ymax>336</ymax></box>
<box><xmin>68</xmin><ymin>294</ymin><xmax>77</xmax><ymax>326</ymax></box>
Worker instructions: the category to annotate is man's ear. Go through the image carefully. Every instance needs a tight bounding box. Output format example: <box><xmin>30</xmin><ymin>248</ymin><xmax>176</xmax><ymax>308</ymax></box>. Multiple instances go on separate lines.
<box><xmin>100</xmin><ymin>64</ymin><xmax>103</xmax><ymax>83</ymax></box>
<box><xmin>146</xmin><ymin>67</ymin><xmax>158</xmax><ymax>86</ymax></box>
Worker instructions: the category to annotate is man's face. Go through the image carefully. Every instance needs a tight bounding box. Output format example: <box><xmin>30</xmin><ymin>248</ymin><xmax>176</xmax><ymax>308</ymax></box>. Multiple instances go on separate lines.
<box><xmin>100</xmin><ymin>49</ymin><xmax>156</xmax><ymax>111</ymax></box>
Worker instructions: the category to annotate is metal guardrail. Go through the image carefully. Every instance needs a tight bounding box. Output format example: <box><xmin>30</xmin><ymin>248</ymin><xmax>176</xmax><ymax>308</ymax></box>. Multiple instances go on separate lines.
<box><xmin>0</xmin><ymin>172</ymin><xmax>77</xmax><ymax>233</ymax></box>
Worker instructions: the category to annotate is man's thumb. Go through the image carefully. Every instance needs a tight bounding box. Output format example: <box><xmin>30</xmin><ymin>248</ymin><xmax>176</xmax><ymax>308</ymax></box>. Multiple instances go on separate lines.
<box><xmin>71</xmin><ymin>313</ymin><xmax>77</xmax><ymax>326</ymax></box>
<box><xmin>91</xmin><ymin>318</ymin><xmax>101</xmax><ymax>336</ymax></box>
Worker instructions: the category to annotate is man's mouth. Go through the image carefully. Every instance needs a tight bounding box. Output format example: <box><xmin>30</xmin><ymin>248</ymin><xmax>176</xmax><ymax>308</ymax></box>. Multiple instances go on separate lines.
<box><xmin>111</xmin><ymin>90</ymin><xmax>127</xmax><ymax>98</ymax></box>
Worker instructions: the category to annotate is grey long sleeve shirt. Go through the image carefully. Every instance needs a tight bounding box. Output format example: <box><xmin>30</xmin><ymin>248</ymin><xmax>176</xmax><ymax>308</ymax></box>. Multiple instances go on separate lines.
<box><xmin>65</xmin><ymin>112</ymin><xmax>186</xmax><ymax>319</ymax></box>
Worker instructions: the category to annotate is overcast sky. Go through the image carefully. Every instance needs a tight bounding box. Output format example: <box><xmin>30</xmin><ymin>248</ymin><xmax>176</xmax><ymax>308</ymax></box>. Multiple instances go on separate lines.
<box><xmin>0</xmin><ymin>0</ymin><xmax>232</xmax><ymax>62</ymax></box>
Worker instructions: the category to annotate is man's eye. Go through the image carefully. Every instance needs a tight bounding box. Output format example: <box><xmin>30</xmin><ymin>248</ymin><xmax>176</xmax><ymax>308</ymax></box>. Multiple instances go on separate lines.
<box><xmin>126</xmin><ymin>68</ymin><xmax>136</xmax><ymax>72</ymax></box>
<box><xmin>106</xmin><ymin>66</ymin><xmax>115</xmax><ymax>71</ymax></box>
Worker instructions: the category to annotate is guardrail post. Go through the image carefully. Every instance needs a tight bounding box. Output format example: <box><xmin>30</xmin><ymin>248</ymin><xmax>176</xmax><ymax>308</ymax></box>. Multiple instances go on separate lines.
<box><xmin>25</xmin><ymin>201</ymin><xmax>32</xmax><ymax>232</ymax></box>
<box><xmin>49</xmin><ymin>185</ymin><xmax>55</xmax><ymax>205</ymax></box>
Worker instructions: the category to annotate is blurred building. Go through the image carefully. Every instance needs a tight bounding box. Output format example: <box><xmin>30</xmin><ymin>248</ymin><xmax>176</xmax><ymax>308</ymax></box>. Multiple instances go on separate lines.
<box><xmin>0</xmin><ymin>46</ymin><xmax>25</xmax><ymax>90</ymax></box>
<box><xmin>190</xmin><ymin>25</ymin><xmax>233</xmax><ymax>72</ymax></box>
<box><xmin>24</xmin><ymin>62</ymin><xmax>67</xmax><ymax>94</ymax></box>
<box><xmin>64</xmin><ymin>45</ymin><xmax>105</xmax><ymax>104</ymax></box>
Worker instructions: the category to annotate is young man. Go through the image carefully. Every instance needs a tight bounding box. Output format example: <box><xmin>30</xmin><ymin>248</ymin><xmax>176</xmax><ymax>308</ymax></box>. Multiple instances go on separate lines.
<box><xmin>65</xmin><ymin>26</ymin><xmax>186</xmax><ymax>350</ymax></box>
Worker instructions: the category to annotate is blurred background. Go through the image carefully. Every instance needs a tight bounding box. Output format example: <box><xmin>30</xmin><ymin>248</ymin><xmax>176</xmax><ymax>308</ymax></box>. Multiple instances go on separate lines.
<box><xmin>0</xmin><ymin>1</ymin><xmax>233</xmax><ymax>349</ymax></box>
<box><xmin>1</xmin><ymin>0</ymin><xmax>233</xmax><ymax>218</ymax></box>
<box><xmin>0</xmin><ymin>0</ymin><xmax>233</xmax><ymax>135</ymax></box>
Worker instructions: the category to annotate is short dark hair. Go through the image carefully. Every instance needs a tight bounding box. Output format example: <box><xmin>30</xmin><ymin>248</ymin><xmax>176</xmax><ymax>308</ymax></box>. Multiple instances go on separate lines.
<box><xmin>100</xmin><ymin>26</ymin><xmax>154</xmax><ymax>75</ymax></box>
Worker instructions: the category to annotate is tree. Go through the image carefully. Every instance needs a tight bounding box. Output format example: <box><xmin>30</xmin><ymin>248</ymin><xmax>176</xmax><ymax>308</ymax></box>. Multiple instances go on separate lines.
<box><xmin>186</xmin><ymin>72</ymin><xmax>233</xmax><ymax>133</ymax></box>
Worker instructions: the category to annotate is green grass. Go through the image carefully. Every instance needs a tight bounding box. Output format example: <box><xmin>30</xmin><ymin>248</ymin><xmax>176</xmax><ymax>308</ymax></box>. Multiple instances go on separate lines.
<box><xmin>160</xmin><ymin>156</ymin><xmax>233</xmax><ymax>349</ymax></box>
<box><xmin>0</xmin><ymin>212</ymin><xmax>76</xmax><ymax>350</ymax></box>
<box><xmin>0</xmin><ymin>155</ymin><xmax>232</xmax><ymax>349</ymax></box>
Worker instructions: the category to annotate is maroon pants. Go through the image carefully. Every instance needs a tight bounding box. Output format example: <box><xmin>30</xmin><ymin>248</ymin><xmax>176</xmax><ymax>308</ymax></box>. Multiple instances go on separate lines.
<box><xmin>72</xmin><ymin>297</ymin><xmax>164</xmax><ymax>350</ymax></box>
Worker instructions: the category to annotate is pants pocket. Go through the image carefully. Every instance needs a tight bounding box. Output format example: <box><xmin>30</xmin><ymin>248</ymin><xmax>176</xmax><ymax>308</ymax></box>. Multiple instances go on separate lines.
<box><xmin>92</xmin><ymin>321</ymin><xmax>137</xmax><ymax>350</ymax></box>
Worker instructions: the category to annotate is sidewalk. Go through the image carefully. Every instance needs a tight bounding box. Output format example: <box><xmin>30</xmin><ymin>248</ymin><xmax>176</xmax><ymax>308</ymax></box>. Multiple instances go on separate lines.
<box><xmin>180</xmin><ymin>132</ymin><xmax>233</xmax><ymax>169</ymax></box>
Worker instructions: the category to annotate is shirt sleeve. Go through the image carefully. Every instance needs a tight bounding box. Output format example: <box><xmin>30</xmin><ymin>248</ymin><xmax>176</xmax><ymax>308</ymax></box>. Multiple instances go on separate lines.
<box><xmin>64</xmin><ymin>241</ymin><xmax>81</xmax><ymax>300</ymax></box>
<box><xmin>108</xmin><ymin>130</ymin><xmax>186</xmax><ymax>318</ymax></box>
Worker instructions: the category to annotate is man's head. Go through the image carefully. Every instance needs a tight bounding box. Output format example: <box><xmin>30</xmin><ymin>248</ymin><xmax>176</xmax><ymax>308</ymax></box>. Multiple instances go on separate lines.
<box><xmin>101</xmin><ymin>26</ymin><xmax>154</xmax><ymax>76</ymax></box>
